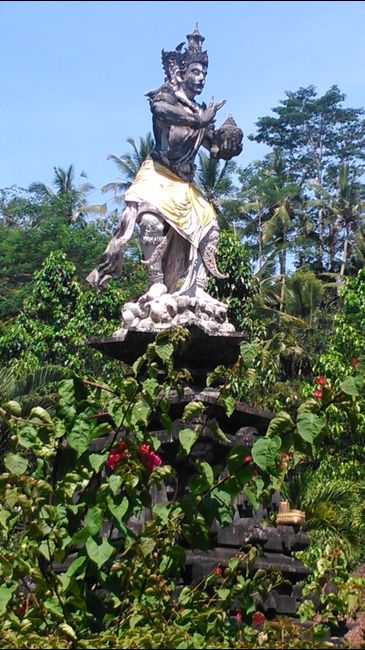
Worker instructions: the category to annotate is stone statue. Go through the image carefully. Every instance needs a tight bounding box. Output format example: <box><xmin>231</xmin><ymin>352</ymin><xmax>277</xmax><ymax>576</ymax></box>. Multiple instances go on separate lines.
<box><xmin>87</xmin><ymin>25</ymin><xmax>243</xmax><ymax>334</ymax></box>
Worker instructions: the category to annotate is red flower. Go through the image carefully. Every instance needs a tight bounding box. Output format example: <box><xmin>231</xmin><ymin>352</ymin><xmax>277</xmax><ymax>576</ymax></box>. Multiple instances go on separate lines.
<box><xmin>351</xmin><ymin>357</ymin><xmax>359</xmax><ymax>367</ymax></box>
<box><xmin>235</xmin><ymin>611</ymin><xmax>242</xmax><ymax>622</ymax></box>
<box><xmin>315</xmin><ymin>375</ymin><xmax>326</xmax><ymax>386</ymax></box>
<box><xmin>243</xmin><ymin>455</ymin><xmax>253</xmax><ymax>464</ymax></box>
<box><xmin>105</xmin><ymin>451</ymin><xmax>123</xmax><ymax>471</ymax></box>
<box><xmin>313</xmin><ymin>389</ymin><xmax>323</xmax><ymax>399</ymax></box>
<box><xmin>214</xmin><ymin>565</ymin><xmax>222</xmax><ymax>575</ymax></box>
<box><xmin>252</xmin><ymin>610</ymin><xmax>266</xmax><ymax>626</ymax></box>
<box><xmin>138</xmin><ymin>443</ymin><xmax>162</xmax><ymax>473</ymax></box>
<box><xmin>105</xmin><ymin>441</ymin><xmax>128</xmax><ymax>471</ymax></box>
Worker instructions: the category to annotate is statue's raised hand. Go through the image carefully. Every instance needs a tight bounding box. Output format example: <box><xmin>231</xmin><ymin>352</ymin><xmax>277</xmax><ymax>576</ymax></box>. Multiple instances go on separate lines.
<box><xmin>200</xmin><ymin>97</ymin><xmax>226</xmax><ymax>126</ymax></box>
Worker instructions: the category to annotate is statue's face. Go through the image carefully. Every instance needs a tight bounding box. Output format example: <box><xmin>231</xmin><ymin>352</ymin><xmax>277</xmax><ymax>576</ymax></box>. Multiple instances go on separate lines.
<box><xmin>181</xmin><ymin>62</ymin><xmax>207</xmax><ymax>98</ymax></box>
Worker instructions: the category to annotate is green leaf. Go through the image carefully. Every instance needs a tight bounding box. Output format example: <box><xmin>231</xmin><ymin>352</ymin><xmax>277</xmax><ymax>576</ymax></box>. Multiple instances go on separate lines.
<box><xmin>207</xmin><ymin>418</ymin><xmax>230</xmax><ymax>443</ymax></box>
<box><xmin>340</xmin><ymin>375</ymin><xmax>363</xmax><ymax>396</ymax></box>
<box><xmin>44</xmin><ymin>595</ymin><xmax>63</xmax><ymax>619</ymax></box>
<box><xmin>153</xmin><ymin>503</ymin><xmax>170</xmax><ymax>525</ymax></box>
<box><xmin>85</xmin><ymin>506</ymin><xmax>104</xmax><ymax>535</ymax></box>
<box><xmin>108</xmin><ymin>474</ymin><xmax>123</xmax><ymax>495</ymax></box>
<box><xmin>155</xmin><ymin>341</ymin><xmax>174</xmax><ymax>363</ymax></box>
<box><xmin>140</xmin><ymin>537</ymin><xmax>156</xmax><ymax>558</ymax></box>
<box><xmin>217</xmin><ymin>587</ymin><xmax>230</xmax><ymax>600</ymax></box>
<box><xmin>89</xmin><ymin>451</ymin><xmax>109</xmax><ymax>472</ymax></box>
<box><xmin>179</xmin><ymin>428</ymin><xmax>198</xmax><ymax>454</ymax></box>
<box><xmin>218</xmin><ymin>395</ymin><xmax>236</xmax><ymax>417</ymax></box>
<box><xmin>3</xmin><ymin>452</ymin><xmax>28</xmax><ymax>476</ymax></box>
<box><xmin>0</xmin><ymin>582</ymin><xmax>17</xmax><ymax>615</ymax></box>
<box><xmin>39</xmin><ymin>539</ymin><xmax>55</xmax><ymax>561</ymax></box>
<box><xmin>182</xmin><ymin>401</ymin><xmax>205</xmax><ymax>421</ymax></box>
<box><xmin>66</xmin><ymin>555</ymin><xmax>86</xmax><ymax>577</ymax></box>
<box><xmin>66</xmin><ymin>416</ymin><xmax>94</xmax><ymax>456</ymax></box>
<box><xmin>58</xmin><ymin>623</ymin><xmax>77</xmax><ymax>641</ymax></box>
<box><xmin>130</xmin><ymin>398</ymin><xmax>151</xmax><ymax>426</ymax></box>
<box><xmin>130</xmin><ymin>613</ymin><xmax>144</xmax><ymax>629</ymax></box>
<box><xmin>16</xmin><ymin>423</ymin><xmax>38</xmax><ymax>448</ymax></box>
<box><xmin>107</xmin><ymin>495</ymin><xmax>129</xmax><ymax>526</ymax></box>
<box><xmin>251</xmin><ymin>436</ymin><xmax>281</xmax><ymax>471</ymax></box>
<box><xmin>86</xmin><ymin>536</ymin><xmax>115</xmax><ymax>569</ymax></box>
<box><xmin>296</xmin><ymin>411</ymin><xmax>324</xmax><ymax>445</ymax></box>
<box><xmin>266</xmin><ymin>411</ymin><xmax>294</xmax><ymax>437</ymax></box>
<box><xmin>239</xmin><ymin>342</ymin><xmax>260</xmax><ymax>365</ymax></box>
<box><xmin>30</xmin><ymin>406</ymin><xmax>53</xmax><ymax>425</ymax></box>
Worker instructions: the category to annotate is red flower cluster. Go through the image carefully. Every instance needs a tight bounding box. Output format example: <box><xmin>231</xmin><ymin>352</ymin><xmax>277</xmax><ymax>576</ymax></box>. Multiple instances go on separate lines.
<box><xmin>252</xmin><ymin>610</ymin><xmax>266</xmax><ymax>626</ymax></box>
<box><xmin>313</xmin><ymin>388</ymin><xmax>323</xmax><ymax>400</ymax></box>
<box><xmin>243</xmin><ymin>454</ymin><xmax>253</xmax><ymax>464</ymax></box>
<box><xmin>138</xmin><ymin>443</ymin><xmax>162</xmax><ymax>473</ymax></box>
<box><xmin>105</xmin><ymin>441</ymin><xmax>127</xmax><ymax>471</ymax></box>
<box><xmin>214</xmin><ymin>565</ymin><xmax>222</xmax><ymax>575</ymax></box>
<box><xmin>351</xmin><ymin>357</ymin><xmax>359</xmax><ymax>367</ymax></box>
<box><xmin>315</xmin><ymin>375</ymin><xmax>326</xmax><ymax>386</ymax></box>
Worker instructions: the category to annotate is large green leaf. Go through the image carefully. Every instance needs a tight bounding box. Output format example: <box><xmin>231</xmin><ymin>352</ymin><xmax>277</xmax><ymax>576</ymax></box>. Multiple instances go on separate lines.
<box><xmin>86</xmin><ymin>536</ymin><xmax>115</xmax><ymax>569</ymax></box>
<box><xmin>251</xmin><ymin>436</ymin><xmax>281</xmax><ymax>471</ymax></box>
<box><xmin>0</xmin><ymin>582</ymin><xmax>17</xmax><ymax>615</ymax></box>
<box><xmin>183</xmin><ymin>401</ymin><xmax>205</xmax><ymax>421</ymax></box>
<box><xmin>85</xmin><ymin>506</ymin><xmax>104</xmax><ymax>535</ymax></box>
<box><xmin>340</xmin><ymin>375</ymin><xmax>363</xmax><ymax>396</ymax></box>
<box><xmin>155</xmin><ymin>341</ymin><xmax>174</xmax><ymax>363</ymax></box>
<box><xmin>179</xmin><ymin>428</ymin><xmax>198</xmax><ymax>454</ymax></box>
<box><xmin>266</xmin><ymin>411</ymin><xmax>294</xmax><ymax>437</ymax></box>
<box><xmin>296</xmin><ymin>411</ymin><xmax>324</xmax><ymax>445</ymax></box>
<box><xmin>66</xmin><ymin>416</ymin><xmax>94</xmax><ymax>456</ymax></box>
<box><xmin>3</xmin><ymin>452</ymin><xmax>28</xmax><ymax>475</ymax></box>
<box><xmin>107</xmin><ymin>495</ymin><xmax>129</xmax><ymax>526</ymax></box>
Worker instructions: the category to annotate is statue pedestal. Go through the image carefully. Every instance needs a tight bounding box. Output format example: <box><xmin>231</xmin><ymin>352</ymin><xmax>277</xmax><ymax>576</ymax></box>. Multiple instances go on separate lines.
<box><xmin>88</xmin><ymin>323</ymin><xmax>247</xmax><ymax>383</ymax></box>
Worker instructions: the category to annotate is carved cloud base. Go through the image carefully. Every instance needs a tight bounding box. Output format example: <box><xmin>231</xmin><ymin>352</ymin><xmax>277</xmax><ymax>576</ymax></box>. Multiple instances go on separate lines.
<box><xmin>114</xmin><ymin>282</ymin><xmax>235</xmax><ymax>337</ymax></box>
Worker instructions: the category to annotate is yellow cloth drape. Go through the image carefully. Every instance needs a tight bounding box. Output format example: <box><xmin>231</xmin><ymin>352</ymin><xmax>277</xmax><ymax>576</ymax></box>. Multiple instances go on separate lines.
<box><xmin>125</xmin><ymin>158</ymin><xmax>217</xmax><ymax>248</ymax></box>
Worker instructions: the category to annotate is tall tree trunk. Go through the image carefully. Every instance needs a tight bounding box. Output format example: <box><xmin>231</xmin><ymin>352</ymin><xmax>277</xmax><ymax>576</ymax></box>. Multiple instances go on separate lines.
<box><xmin>340</xmin><ymin>223</ymin><xmax>350</xmax><ymax>277</ymax></box>
<box><xmin>279</xmin><ymin>249</ymin><xmax>286</xmax><ymax>311</ymax></box>
<box><xmin>318</xmin><ymin>207</ymin><xmax>324</xmax><ymax>270</ymax></box>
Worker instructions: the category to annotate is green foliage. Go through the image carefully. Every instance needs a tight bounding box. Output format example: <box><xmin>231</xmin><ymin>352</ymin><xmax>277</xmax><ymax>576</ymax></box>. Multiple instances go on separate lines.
<box><xmin>1</xmin><ymin>328</ymin><xmax>344</xmax><ymax>648</ymax></box>
<box><xmin>0</xmin><ymin>251</ymin><xmax>123</xmax><ymax>375</ymax></box>
<box><xmin>208</xmin><ymin>230</ymin><xmax>263</xmax><ymax>336</ymax></box>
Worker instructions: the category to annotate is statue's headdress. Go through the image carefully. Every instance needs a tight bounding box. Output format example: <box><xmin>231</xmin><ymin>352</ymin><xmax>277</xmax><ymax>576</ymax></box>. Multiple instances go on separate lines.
<box><xmin>161</xmin><ymin>24</ymin><xmax>208</xmax><ymax>84</ymax></box>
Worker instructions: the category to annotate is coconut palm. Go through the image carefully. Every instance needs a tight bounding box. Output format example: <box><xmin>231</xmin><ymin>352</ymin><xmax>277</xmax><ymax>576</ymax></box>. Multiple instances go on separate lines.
<box><xmin>29</xmin><ymin>165</ymin><xmax>105</xmax><ymax>225</ymax></box>
<box><xmin>101</xmin><ymin>133</ymin><xmax>155</xmax><ymax>204</ymax></box>
<box><xmin>309</xmin><ymin>163</ymin><xmax>365</xmax><ymax>276</ymax></box>
<box><xmin>195</xmin><ymin>153</ymin><xmax>236</xmax><ymax>227</ymax></box>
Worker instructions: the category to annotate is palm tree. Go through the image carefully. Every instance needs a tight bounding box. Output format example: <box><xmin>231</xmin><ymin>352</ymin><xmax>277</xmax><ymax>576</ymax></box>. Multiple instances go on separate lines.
<box><xmin>309</xmin><ymin>163</ymin><xmax>365</xmax><ymax>277</ymax></box>
<box><xmin>0</xmin><ymin>365</ymin><xmax>70</xmax><ymax>460</ymax></box>
<box><xmin>29</xmin><ymin>165</ymin><xmax>105</xmax><ymax>225</ymax></box>
<box><xmin>101</xmin><ymin>133</ymin><xmax>155</xmax><ymax>204</ymax></box>
<box><xmin>281</xmin><ymin>465</ymin><xmax>365</xmax><ymax>561</ymax></box>
<box><xmin>195</xmin><ymin>153</ymin><xmax>236</xmax><ymax>227</ymax></box>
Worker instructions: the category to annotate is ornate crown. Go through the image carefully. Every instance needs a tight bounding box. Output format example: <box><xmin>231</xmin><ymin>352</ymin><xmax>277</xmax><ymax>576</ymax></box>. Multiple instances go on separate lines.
<box><xmin>161</xmin><ymin>24</ymin><xmax>208</xmax><ymax>83</ymax></box>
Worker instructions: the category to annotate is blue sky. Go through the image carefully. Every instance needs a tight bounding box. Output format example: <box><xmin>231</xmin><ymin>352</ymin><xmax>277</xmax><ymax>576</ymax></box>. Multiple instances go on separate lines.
<box><xmin>2</xmin><ymin>0</ymin><xmax>365</xmax><ymax>208</ymax></box>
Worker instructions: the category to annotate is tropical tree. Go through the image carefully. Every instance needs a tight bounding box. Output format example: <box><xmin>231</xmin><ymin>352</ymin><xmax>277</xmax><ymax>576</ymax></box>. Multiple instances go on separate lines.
<box><xmin>250</xmin><ymin>85</ymin><xmax>365</xmax><ymax>270</ymax></box>
<box><xmin>309</xmin><ymin>163</ymin><xmax>365</xmax><ymax>277</ymax></box>
<box><xmin>235</xmin><ymin>151</ymin><xmax>303</xmax><ymax>310</ymax></box>
<box><xmin>195</xmin><ymin>153</ymin><xmax>236</xmax><ymax>227</ymax></box>
<box><xmin>29</xmin><ymin>164</ymin><xmax>104</xmax><ymax>225</ymax></box>
<box><xmin>281</xmin><ymin>465</ymin><xmax>365</xmax><ymax>563</ymax></box>
<box><xmin>101</xmin><ymin>133</ymin><xmax>155</xmax><ymax>204</ymax></box>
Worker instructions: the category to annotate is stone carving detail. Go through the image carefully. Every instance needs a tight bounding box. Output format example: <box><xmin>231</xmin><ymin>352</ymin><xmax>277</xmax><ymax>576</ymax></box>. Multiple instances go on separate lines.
<box><xmin>87</xmin><ymin>25</ymin><xmax>243</xmax><ymax>334</ymax></box>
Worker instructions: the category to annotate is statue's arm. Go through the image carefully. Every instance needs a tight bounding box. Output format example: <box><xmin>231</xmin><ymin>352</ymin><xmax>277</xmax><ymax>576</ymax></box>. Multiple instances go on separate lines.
<box><xmin>152</xmin><ymin>98</ymin><xmax>209</xmax><ymax>129</ymax></box>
